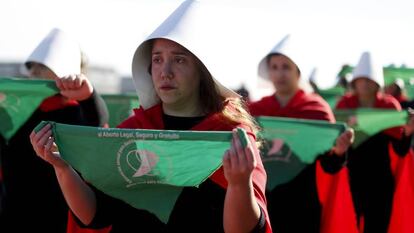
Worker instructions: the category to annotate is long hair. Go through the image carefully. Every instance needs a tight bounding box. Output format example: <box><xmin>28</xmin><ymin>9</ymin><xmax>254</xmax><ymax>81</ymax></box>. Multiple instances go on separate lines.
<box><xmin>198</xmin><ymin>61</ymin><xmax>261</xmax><ymax>138</ymax></box>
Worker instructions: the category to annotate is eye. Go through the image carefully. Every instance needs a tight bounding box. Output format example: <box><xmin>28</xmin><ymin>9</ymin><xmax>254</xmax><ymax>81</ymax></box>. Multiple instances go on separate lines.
<box><xmin>152</xmin><ymin>56</ymin><xmax>162</xmax><ymax>64</ymax></box>
<box><xmin>174</xmin><ymin>56</ymin><xmax>185</xmax><ymax>64</ymax></box>
<box><xmin>270</xmin><ymin>64</ymin><xmax>278</xmax><ymax>70</ymax></box>
<box><xmin>282</xmin><ymin>63</ymin><xmax>291</xmax><ymax>71</ymax></box>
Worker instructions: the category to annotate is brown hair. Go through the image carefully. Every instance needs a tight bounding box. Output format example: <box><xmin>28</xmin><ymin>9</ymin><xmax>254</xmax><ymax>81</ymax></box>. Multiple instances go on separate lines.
<box><xmin>197</xmin><ymin>61</ymin><xmax>261</xmax><ymax>138</ymax></box>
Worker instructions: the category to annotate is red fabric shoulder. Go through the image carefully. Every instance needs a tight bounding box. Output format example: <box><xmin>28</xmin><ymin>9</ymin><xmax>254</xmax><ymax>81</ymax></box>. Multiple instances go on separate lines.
<box><xmin>116</xmin><ymin>114</ymin><xmax>142</xmax><ymax>129</ymax></box>
<box><xmin>377</xmin><ymin>94</ymin><xmax>402</xmax><ymax>110</ymax></box>
<box><xmin>335</xmin><ymin>93</ymin><xmax>402</xmax><ymax>110</ymax></box>
<box><xmin>248</xmin><ymin>94</ymin><xmax>279</xmax><ymax>117</ymax></box>
<box><xmin>335</xmin><ymin>94</ymin><xmax>359</xmax><ymax>110</ymax></box>
<box><xmin>249</xmin><ymin>90</ymin><xmax>335</xmax><ymax>123</ymax></box>
<box><xmin>39</xmin><ymin>95</ymin><xmax>79</xmax><ymax>112</ymax></box>
<box><xmin>117</xmin><ymin>104</ymin><xmax>164</xmax><ymax>129</ymax></box>
<box><xmin>293</xmin><ymin>92</ymin><xmax>336</xmax><ymax>123</ymax></box>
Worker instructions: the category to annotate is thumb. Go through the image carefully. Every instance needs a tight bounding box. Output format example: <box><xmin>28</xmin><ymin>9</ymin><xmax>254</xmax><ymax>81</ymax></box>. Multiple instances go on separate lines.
<box><xmin>345</xmin><ymin>128</ymin><xmax>355</xmax><ymax>142</ymax></box>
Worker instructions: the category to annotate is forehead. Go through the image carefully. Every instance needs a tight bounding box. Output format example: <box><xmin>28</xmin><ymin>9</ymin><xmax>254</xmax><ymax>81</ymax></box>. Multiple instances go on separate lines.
<box><xmin>151</xmin><ymin>39</ymin><xmax>189</xmax><ymax>54</ymax></box>
<box><xmin>269</xmin><ymin>54</ymin><xmax>294</xmax><ymax>65</ymax></box>
<box><xmin>355</xmin><ymin>77</ymin><xmax>374</xmax><ymax>83</ymax></box>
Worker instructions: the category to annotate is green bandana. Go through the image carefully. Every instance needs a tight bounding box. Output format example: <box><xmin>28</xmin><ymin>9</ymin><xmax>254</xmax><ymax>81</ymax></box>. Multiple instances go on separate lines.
<box><xmin>101</xmin><ymin>94</ymin><xmax>140</xmax><ymax>127</ymax></box>
<box><xmin>317</xmin><ymin>87</ymin><xmax>346</xmax><ymax>109</ymax></box>
<box><xmin>34</xmin><ymin>121</ymin><xmax>248</xmax><ymax>223</ymax></box>
<box><xmin>334</xmin><ymin>109</ymin><xmax>408</xmax><ymax>146</ymax></box>
<box><xmin>0</xmin><ymin>78</ymin><xmax>58</xmax><ymax>141</ymax></box>
<box><xmin>257</xmin><ymin>116</ymin><xmax>346</xmax><ymax>190</ymax></box>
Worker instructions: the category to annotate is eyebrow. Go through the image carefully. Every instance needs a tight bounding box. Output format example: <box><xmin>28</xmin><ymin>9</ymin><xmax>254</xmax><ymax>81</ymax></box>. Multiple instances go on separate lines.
<box><xmin>152</xmin><ymin>50</ymin><xmax>189</xmax><ymax>56</ymax></box>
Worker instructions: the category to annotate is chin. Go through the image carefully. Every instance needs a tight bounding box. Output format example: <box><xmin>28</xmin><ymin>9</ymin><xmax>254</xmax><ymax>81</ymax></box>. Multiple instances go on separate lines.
<box><xmin>159</xmin><ymin>96</ymin><xmax>179</xmax><ymax>105</ymax></box>
<box><xmin>275</xmin><ymin>87</ymin><xmax>289</xmax><ymax>93</ymax></box>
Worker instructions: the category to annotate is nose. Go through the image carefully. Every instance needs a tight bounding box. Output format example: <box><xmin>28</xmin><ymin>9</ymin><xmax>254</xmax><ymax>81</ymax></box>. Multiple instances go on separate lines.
<box><xmin>160</xmin><ymin>61</ymin><xmax>173</xmax><ymax>80</ymax></box>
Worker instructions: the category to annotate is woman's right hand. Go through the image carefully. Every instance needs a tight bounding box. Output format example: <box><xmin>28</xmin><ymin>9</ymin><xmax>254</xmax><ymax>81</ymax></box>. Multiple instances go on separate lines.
<box><xmin>30</xmin><ymin>124</ymin><xmax>68</xmax><ymax>169</ymax></box>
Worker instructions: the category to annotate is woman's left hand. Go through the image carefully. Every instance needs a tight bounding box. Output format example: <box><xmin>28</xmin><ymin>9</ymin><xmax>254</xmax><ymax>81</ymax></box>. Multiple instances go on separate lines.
<box><xmin>223</xmin><ymin>129</ymin><xmax>257</xmax><ymax>187</ymax></box>
<box><xmin>332</xmin><ymin>128</ymin><xmax>354</xmax><ymax>156</ymax></box>
<box><xmin>56</xmin><ymin>74</ymin><xmax>94</xmax><ymax>101</ymax></box>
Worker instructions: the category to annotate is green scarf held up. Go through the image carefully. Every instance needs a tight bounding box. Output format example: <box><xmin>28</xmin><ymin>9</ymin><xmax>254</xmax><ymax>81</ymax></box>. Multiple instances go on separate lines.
<box><xmin>317</xmin><ymin>86</ymin><xmax>346</xmax><ymax>109</ymax></box>
<box><xmin>34</xmin><ymin>121</ymin><xmax>249</xmax><ymax>223</ymax></box>
<box><xmin>0</xmin><ymin>77</ymin><xmax>58</xmax><ymax>141</ymax></box>
<box><xmin>334</xmin><ymin>109</ymin><xmax>408</xmax><ymax>146</ymax></box>
<box><xmin>257</xmin><ymin>116</ymin><xmax>346</xmax><ymax>191</ymax></box>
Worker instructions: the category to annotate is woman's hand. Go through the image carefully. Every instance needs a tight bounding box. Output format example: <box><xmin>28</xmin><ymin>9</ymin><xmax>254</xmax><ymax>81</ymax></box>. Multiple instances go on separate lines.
<box><xmin>56</xmin><ymin>74</ymin><xmax>94</xmax><ymax>101</ymax></box>
<box><xmin>223</xmin><ymin>129</ymin><xmax>257</xmax><ymax>187</ymax></box>
<box><xmin>30</xmin><ymin>124</ymin><xmax>68</xmax><ymax>169</ymax></box>
<box><xmin>332</xmin><ymin>128</ymin><xmax>354</xmax><ymax>156</ymax></box>
<box><xmin>404</xmin><ymin>110</ymin><xmax>414</xmax><ymax>136</ymax></box>
<box><xmin>223</xmin><ymin>129</ymin><xmax>262</xmax><ymax>233</ymax></box>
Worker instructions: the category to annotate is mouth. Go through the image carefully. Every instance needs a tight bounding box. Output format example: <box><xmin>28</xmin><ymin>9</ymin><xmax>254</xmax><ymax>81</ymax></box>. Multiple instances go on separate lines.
<box><xmin>159</xmin><ymin>85</ymin><xmax>176</xmax><ymax>91</ymax></box>
<box><xmin>276</xmin><ymin>80</ymin><xmax>287</xmax><ymax>86</ymax></box>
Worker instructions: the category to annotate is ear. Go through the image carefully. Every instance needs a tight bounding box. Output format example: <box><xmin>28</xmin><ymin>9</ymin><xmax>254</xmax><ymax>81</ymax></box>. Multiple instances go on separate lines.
<box><xmin>295</xmin><ymin>65</ymin><xmax>301</xmax><ymax>79</ymax></box>
<box><xmin>295</xmin><ymin>69</ymin><xmax>301</xmax><ymax>81</ymax></box>
<box><xmin>147</xmin><ymin>64</ymin><xmax>152</xmax><ymax>75</ymax></box>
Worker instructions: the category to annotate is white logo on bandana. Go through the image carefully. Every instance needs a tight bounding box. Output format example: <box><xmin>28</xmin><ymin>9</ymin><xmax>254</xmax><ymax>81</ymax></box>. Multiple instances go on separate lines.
<box><xmin>117</xmin><ymin>139</ymin><xmax>172</xmax><ymax>188</ymax></box>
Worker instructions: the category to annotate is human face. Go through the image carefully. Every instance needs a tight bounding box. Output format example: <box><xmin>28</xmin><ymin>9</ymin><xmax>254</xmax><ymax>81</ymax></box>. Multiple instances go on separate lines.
<box><xmin>384</xmin><ymin>84</ymin><xmax>400</xmax><ymax>97</ymax></box>
<box><xmin>267</xmin><ymin>54</ymin><xmax>300</xmax><ymax>95</ymax></box>
<box><xmin>27</xmin><ymin>62</ymin><xmax>58</xmax><ymax>80</ymax></box>
<box><xmin>151</xmin><ymin>39</ymin><xmax>201</xmax><ymax>113</ymax></box>
<box><xmin>353</xmin><ymin>78</ymin><xmax>379</xmax><ymax>97</ymax></box>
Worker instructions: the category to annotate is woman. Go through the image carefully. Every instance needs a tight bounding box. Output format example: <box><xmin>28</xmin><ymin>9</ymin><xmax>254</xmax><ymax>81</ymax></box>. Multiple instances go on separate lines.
<box><xmin>0</xmin><ymin>28</ymin><xmax>108</xmax><ymax>233</ymax></box>
<box><xmin>250</xmin><ymin>35</ymin><xmax>356</xmax><ymax>233</ymax></box>
<box><xmin>336</xmin><ymin>51</ymin><xmax>414</xmax><ymax>233</ymax></box>
<box><xmin>384</xmin><ymin>78</ymin><xmax>414</xmax><ymax>109</ymax></box>
<box><xmin>251</xmin><ymin>35</ymin><xmax>335</xmax><ymax>122</ymax></box>
<box><xmin>336</xmin><ymin>52</ymin><xmax>400</xmax><ymax>110</ymax></box>
<box><xmin>30</xmin><ymin>1</ymin><xmax>271</xmax><ymax>233</ymax></box>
